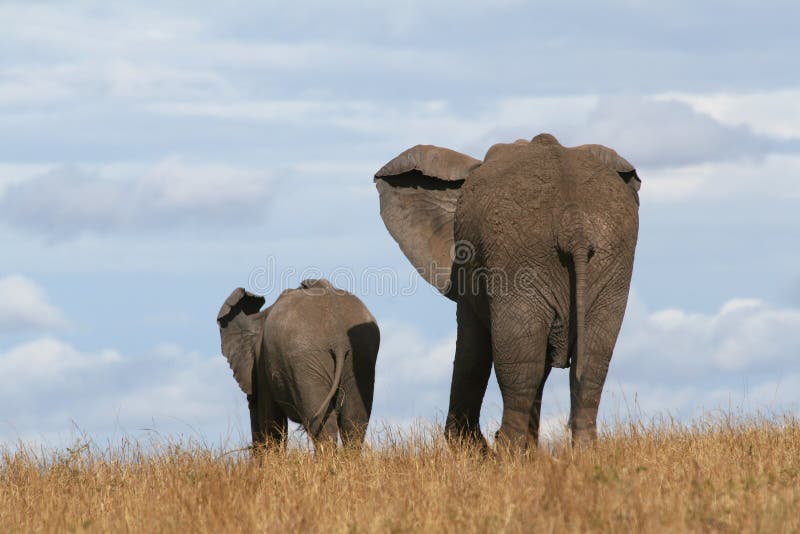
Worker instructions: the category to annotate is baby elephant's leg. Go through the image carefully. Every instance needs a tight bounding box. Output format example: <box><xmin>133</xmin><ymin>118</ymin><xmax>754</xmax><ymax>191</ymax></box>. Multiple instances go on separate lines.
<box><xmin>312</xmin><ymin>414</ymin><xmax>339</xmax><ymax>454</ymax></box>
<box><xmin>338</xmin><ymin>388</ymin><xmax>371</xmax><ymax>448</ymax></box>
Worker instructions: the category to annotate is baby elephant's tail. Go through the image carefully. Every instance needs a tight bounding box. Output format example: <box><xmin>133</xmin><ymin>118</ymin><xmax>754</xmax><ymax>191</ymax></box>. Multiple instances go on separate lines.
<box><xmin>309</xmin><ymin>347</ymin><xmax>348</xmax><ymax>439</ymax></box>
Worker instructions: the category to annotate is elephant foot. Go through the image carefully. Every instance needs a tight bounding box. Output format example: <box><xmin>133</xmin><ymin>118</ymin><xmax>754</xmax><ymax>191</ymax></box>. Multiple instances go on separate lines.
<box><xmin>444</xmin><ymin>422</ymin><xmax>489</xmax><ymax>455</ymax></box>
<box><xmin>569</xmin><ymin>422</ymin><xmax>598</xmax><ymax>449</ymax></box>
<box><xmin>494</xmin><ymin>428</ymin><xmax>532</xmax><ymax>456</ymax></box>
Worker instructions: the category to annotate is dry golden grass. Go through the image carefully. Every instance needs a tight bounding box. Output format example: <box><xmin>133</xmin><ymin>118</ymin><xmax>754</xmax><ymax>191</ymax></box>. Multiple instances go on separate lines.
<box><xmin>2</xmin><ymin>415</ymin><xmax>800</xmax><ymax>533</ymax></box>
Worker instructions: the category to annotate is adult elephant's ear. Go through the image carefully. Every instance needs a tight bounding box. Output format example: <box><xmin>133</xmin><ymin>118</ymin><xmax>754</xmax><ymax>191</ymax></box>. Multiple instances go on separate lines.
<box><xmin>374</xmin><ymin>145</ymin><xmax>482</xmax><ymax>297</ymax></box>
<box><xmin>217</xmin><ymin>288</ymin><xmax>268</xmax><ymax>395</ymax></box>
<box><xmin>575</xmin><ymin>144</ymin><xmax>642</xmax><ymax>194</ymax></box>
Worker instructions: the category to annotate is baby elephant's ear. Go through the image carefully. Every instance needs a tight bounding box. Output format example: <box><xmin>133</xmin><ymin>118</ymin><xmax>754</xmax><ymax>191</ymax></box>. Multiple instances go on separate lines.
<box><xmin>374</xmin><ymin>145</ymin><xmax>482</xmax><ymax>297</ymax></box>
<box><xmin>217</xmin><ymin>288</ymin><xmax>267</xmax><ymax>395</ymax></box>
<box><xmin>575</xmin><ymin>144</ymin><xmax>641</xmax><ymax>193</ymax></box>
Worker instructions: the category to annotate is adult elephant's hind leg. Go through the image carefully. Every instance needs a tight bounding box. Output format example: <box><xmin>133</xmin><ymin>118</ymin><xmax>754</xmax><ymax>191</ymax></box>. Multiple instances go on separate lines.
<box><xmin>491</xmin><ymin>297</ymin><xmax>551</xmax><ymax>452</ymax></box>
<box><xmin>445</xmin><ymin>300</ymin><xmax>492</xmax><ymax>449</ymax></box>
<box><xmin>569</xmin><ymin>293</ymin><xmax>627</xmax><ymax>446</ymax></box>
<box><xmin>569</xmin><ymin>344</ymin><xmax>612</xmax><ymax>446</ymax></box>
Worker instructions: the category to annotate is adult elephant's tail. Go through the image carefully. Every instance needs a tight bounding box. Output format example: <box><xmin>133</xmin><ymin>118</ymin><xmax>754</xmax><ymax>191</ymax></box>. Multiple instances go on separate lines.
<box><xmin>557</xmin><ymin>205</ymin><xmax>595</xmax><ymax>382</ymax></box>
<box><xmin>572</xmin><ymin>247</ymin><xmax>589</xmax><ymax>382</ymax></box>
<box><xmin>309</xmin><ymin>347</ymin><xmax>348</xmax><ymax>439</ymax></box>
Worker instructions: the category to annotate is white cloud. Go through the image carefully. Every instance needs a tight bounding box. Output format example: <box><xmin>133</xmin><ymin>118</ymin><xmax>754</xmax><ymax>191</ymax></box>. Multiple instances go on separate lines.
<box><xmin>0</xmin><ymin>4</ymin><xmax>467</xmax><ymax>113</ymax></box>
<box><xmin>147</xmin><ymin>99</ymin><xmax>337</xmax><ymax>122</ymax></box>
<box><xmin>464</xmin><ymin>95</ymin><xmax>778</xmax><ymax>168</ymax></box>
<box><xmin>144</xmin><ymin>94</ymin><xmax>781</xmax><ymax>172</ymax></box>
<box><xmin>145</xmin><ymin>98</ymin><xmax>486</xmax><ymax>153</ymax></box>
<box><xmin>0</xmin><ymin>276</ymin><xmax>67</xmax><ymax>334</ymax></box>
<box><xmin>656</xmin><ymin>90</ymin><xmax>800</xmax><ymax>140</ymax></box>
<box><xmin>600</xmin><ymin>375</ymin><xmax>800</xmax><ymax>427</ymax></box>
<box><xmin>575</xmin><ymin>96</ymin><xmax>773</xmax><ymax>168</ymax></box>
<box><xmin>641</xmin><ymin>153</ymin><xmax>800</xmax><ymax>203</ymax></box>
<box><xmin>0</xmin><ymin>338</ymin><xmax>247</xmax><ymax>446</ymax></box>
<box><xmin>612</xmin><ymin>293</ymin><xmax>800</xmax><ymax>381</ymax></box>
<box><xmin>376</xmin><ymin>320</ymin><xmax>455</xmax><ymax>386</ymax></box>
<box><xmin>372</xmin><ymin>321</ymin><xmax>457</xmax><ymax>425</ymax></box>
<box><xmin>0</xmin><ymin>66</ymin><xmax>79</xmax><ymax>107</ymax></box>
<box><xmin>0</xmin><ymin>164</ymin><xmax>51</xmax><ymax>196</ymax></box>
<box><xmin>0</xmin><ymin>4</ymin><xmax>205</xmax><ymax>60</ymax></box>
<box><xmin>0</xmin><ymin>158</ymin><xmax>273</xmax><ymax>238</ymax></box>
<box><xmin>0</xmin><ymin>60</ymin><xmax>232</xmax><ymax>109</ymax></box>
<box><xmin>102</xmin><ymin>60</ymin><xmax>231</xmax><ymax>100</ymax></box>
<box><xmin>200</xmin><ymin>40</ymin><xmax>465</xmax><ymax>79</ymax></box>
<box><xmin>0</xmin><ymin>338</ymin><xmax>119</xmax><ymax>391</ymax></box>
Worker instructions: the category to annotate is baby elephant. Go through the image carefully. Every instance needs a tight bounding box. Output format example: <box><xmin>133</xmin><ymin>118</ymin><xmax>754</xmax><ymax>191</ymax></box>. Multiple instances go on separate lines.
<box><xmin>217</xmin><ymin>279</ymin><xmax>379</xmax><ymax>451</ymax></box>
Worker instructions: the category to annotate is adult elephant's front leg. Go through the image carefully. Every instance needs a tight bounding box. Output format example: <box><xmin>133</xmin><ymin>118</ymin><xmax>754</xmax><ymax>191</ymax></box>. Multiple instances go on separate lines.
<box><xmin>445</xmin><ymin>300</ymin><xmax>492</xmax><ymax>449</ymax></box>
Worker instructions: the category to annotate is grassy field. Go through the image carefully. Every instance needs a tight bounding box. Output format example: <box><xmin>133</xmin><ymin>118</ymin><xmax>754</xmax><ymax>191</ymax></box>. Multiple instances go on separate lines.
<box><xmin>2</xmin><ymin>416</ymin><xmax>799</xmax><ymax>533</ymax></box>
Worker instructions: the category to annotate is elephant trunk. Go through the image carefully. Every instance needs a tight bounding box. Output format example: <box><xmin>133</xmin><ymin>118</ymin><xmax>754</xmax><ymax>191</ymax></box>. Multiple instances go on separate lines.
<box><xmin>309</xmin><ymin>347</ymin><xmax>348</xmax><ymax>438</ymax></box>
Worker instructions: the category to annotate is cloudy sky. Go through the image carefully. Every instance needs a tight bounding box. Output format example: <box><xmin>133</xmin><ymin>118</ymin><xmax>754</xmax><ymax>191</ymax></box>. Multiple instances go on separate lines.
<box><xmin>1</xmin><ymin>1</ymin><xmax>799</xmax><ymax>447</ymax></box>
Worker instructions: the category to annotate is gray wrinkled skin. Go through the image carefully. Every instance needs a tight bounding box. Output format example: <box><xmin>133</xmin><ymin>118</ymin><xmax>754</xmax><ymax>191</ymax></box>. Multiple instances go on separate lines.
<box><xmin>217</xmin><ymin>279</ymin><xmax>380</xmax><ymax>451</ymax></box>
<box><xmin>375</xmin><ymin>133</ymin><xmax>640</xmax><ymax>449</ymax></box>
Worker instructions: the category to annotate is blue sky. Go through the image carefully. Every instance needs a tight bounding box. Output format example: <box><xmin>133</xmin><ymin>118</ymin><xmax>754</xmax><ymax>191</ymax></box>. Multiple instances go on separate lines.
<box><xmin>1</xmin><ymin>1</ymin><xmax>799</xmax><ymax>447</ymax></box>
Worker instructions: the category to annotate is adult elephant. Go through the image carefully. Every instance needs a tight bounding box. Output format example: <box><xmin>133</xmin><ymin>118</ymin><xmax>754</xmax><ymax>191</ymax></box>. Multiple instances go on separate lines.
<box><xmin>217</xmin><ymin>279</ymin><xmax>380</xmax><ymax>451</ymax></box>
<box><xmin>374</xmin><ymin>133</ymin><xmax>640</xmax><ymax>448</ymax></box>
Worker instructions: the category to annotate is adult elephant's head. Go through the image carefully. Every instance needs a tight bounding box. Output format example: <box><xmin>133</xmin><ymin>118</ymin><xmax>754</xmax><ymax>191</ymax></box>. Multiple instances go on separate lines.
<box><xmin>373</xmin><ymin>138</ymin><xmax>640</xmax><ymax>299</ymax></box>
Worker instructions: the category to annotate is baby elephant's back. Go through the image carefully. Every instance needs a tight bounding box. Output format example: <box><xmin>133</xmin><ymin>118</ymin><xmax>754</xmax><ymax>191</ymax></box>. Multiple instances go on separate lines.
<box><xmin>265</xmin><ymin>280</ymin><xmax>378</xmax><ymax>359</ymax></box>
